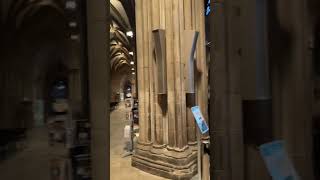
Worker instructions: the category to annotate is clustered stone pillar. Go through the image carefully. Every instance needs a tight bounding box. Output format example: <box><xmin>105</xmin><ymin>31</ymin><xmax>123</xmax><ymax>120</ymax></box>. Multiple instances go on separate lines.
<box><xmin>209</xmin><ymin>0</ymin><xmax>255</xmax><ymax>179</ymax></box>
<box><xmin>87</xmin><ymin>0</ymin><xmax>109</xmax><ymax>180</ymax></box>
<box><xmin>209</xmin><ymin>0</ymin><xmax>314</xmax><ymax>180</ymax></box>
<box><xmin>67</xmin><ymin>41</ymin><xmax>83</xmax><ymax>118</ymax></box>
<box><xmin>272</xmin><ymin>0</ymin><xmax>314</xmax><ymax>179</ymax></box>
<box><xmin>132</xmin><ymin>0</ymin><xmax>208</xmax><ymax>179</ymax></box>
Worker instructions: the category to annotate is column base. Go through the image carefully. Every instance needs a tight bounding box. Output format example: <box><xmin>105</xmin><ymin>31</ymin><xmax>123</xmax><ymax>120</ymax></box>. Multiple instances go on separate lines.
<box><xmin>132</xmin><ymin>142</ymin><xmax>198</xmax><ymax>180</ymax></box>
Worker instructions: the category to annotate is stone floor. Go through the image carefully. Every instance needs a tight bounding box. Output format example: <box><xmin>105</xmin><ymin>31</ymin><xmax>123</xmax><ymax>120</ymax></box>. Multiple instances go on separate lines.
<box><xmin>0</xmin><ymin>102</ymin><xmax>198</xmax><ymax>180</ymax></box>
<box><xmin>0</xmin><ymin>127</ymin><xmax>51</xmax><ymax>180</ymax></box>
<box><xmin>110</xmin><ymin>102</ymin><xmax>169</xmax><ymax>180</ymax></box>
<box><xmin>110</xmin><ymin>102</ymin><xmax>199</xmax><ymax>180</ymax></box>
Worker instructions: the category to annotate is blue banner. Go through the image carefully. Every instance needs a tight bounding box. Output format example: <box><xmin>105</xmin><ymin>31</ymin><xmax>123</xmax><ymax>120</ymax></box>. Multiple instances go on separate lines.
<box><xmin>191</xmin><ymin>106</ymin><xmax>209</xmax><ymax>134</ymax></box>
<box><xmin>259</xmin><ymin>140</ymin><xmax>299</xmax><ymax>180</ymax></box>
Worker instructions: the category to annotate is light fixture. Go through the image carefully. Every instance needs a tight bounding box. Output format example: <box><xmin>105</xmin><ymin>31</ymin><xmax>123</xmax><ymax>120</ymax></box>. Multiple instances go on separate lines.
<box><xmin>126</xmin><ymin>31</ymin><xmax>134</xmax><ymax>37</ymax></box>
<box><xmin>69</xmin><ymin>21</ymin><xmax>77</xmax><ymax>27</ymax></box>
<box><xmin>130</xmin><ymin>61</ymin><xmax>134</xmax><ymax>65</ymax></box>
<box><xmin>132</xmin><ymin>72</ymin><xmax>135</xmax><ymax>75</ymax></box>
<box><xmin>70</xmin><ymin>34</ymin><xmax>79</xmax><ymax>40</ymax></box>
<box><xmin>131</xmin><ymin>68</ymin><xmax>135</xmax><ymax>71</ymax></box>
<box><xmin>129</xmin><ymin>51</ymin><xmax>134</xmax><ymax>55</ymax></box>
<box><xmin>66</xmin><ymin>1</ymin><xmax>77</xmax><ymax>9</ymax></box>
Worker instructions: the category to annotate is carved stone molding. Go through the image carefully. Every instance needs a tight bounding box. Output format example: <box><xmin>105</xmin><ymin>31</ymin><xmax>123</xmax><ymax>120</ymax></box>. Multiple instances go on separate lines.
<box><xmin>132</xmin><ymin>143</ymin><xmax>197</xmax><ymax>179</ymax></box>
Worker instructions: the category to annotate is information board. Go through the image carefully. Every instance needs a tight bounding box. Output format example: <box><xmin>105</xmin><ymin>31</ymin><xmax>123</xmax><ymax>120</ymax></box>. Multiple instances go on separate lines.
<box><xmin>259</xmin><ymin>140</ymin><xmax>299</xmax><ymax>180</ymax></box>
<box><xmin>191</xmin><ymin>106</ymin><xmax>209</xmax><ymax>134</ymax></box>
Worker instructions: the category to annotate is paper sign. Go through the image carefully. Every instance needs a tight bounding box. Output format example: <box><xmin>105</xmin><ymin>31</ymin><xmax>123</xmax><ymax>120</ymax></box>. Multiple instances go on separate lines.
<box><xmin>124</xmin><ymin>125</ymin><xmax>131</xmax><ymax>139</ymax></box>
<box><xmin>259</xmin><ymin>140</ymin><xmax>299</xmax><ymax>180</ymax></box>
<box><xmin>191</xmin><ymin>106</ymin><xmax>209</xmax><ymax>134</ymax></box>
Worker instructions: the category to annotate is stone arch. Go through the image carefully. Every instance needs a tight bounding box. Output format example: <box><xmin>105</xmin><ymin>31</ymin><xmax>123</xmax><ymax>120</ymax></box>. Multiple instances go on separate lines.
<box><xmin>0</xmin><ymin>0</ymin><xmax>69</xmax><ymax>128</ymax></box>
<box><xmin>110</xmin><ymin>66</ymin><xmax>133</xmax><ymax>102</ymax></box>
<box><xmin>119</xmin><ymin>74</ymin><xmax>132</xmax><ymax>94</ymax></box>
<box><xmin>6</xmin><ymin>0</ymin><xmax>64</xmax><ymax>29</ymax></box>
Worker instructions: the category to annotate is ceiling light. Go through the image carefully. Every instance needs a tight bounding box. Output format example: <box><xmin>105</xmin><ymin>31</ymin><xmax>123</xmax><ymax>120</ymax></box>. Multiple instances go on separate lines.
<box><xmin>130</xmin><ymin>61</ymin><xmax>134</xmax><ymax>65</ymax></box>
<box><xmin>126</xmin><ymin>31</ymin><xmax>134</xmax><ymax>37</ymax></box>
<box><xmin>132</xmin><ymin>72</ymin><xmax>135</xmax><ymax>75</ymax></box>
<box><xmin>131</xmin><ymin>68</ymin><xmax>135</xmax><ymax>71</ymax></box>
<box><xmin>129</xmin><ymin>51</ymin><xmax>134</xmax><ymax>55</ymax></box>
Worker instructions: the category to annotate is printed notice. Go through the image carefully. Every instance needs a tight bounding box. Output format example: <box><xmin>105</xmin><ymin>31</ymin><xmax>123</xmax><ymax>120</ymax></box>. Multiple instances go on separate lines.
<box><xmin>259</xmin><ymin>140</ymin><xmax>300</xmax><ymax>180</ymax></box>
<box><xmin>124</xmin><ymin>125</ymin><xmax>131</xmax><ymax>139</ymax></box>
<box><xmin>191</xmin><ymin>106</ymin><xmax>209</xmax><ymax>134</ymax></box>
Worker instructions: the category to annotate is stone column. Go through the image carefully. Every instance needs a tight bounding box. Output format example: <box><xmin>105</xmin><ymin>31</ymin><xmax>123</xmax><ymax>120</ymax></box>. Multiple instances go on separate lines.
<box><xmin>67</xmin><ymin>41</ymin><xmax>83</xmax><ymax>118</ymax></box>
<box><xmin>68</xmin><ymin>68</ymin><xmax>82</xmax><ymax>117</ymax></box>
<box><xmin>87</xmin><ymin>0</ymin><xmax>109</xmax><ymax>180</ymax></box>
<box><xmin>271</xmin><ymin>0</ymin><xmax>314</xmax><ymax>179</ymax></box>
<box><xmin>209</xmin><ymin>2</ymin><xmax>231</xmax><ymax>179</ymax></box>
<box><xmin>132</xmin><ymin>0</ymin><xmax>207</xmax><ymax>179</ymax></box>
<box><xmin>209</xmin><ymin>0</ymin><xmax>244</xmax><ymax>180</ymax></box>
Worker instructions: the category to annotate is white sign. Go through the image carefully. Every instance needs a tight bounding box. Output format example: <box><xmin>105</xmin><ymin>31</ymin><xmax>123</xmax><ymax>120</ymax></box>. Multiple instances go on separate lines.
<box><xmin>191</xmin><ymin>106</ymin><xmax>209</xmax><ymax>134</ymax></box>
<box><xmin>259</xmin><ymin>140</ymin><xmax>300</xmax><ymax>180</ymax></box>
<box><xmin>124</xmin><ymin>125</ymin><xmax>131</xmax><ymax>139</ymax></box>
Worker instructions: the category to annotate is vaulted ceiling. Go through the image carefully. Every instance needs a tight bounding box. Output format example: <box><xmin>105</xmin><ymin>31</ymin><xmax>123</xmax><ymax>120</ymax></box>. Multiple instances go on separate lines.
<box><xmin>110</xmin><ymin>0</ymin><xmax>135</xmax><ymax>72</ymax></box>
<box><xmin>0</xmin><ymin>0</ymin><xmax>69</xmax><ymax>87</ymax></box>
<box><xmin>1</xmin><ymin>0</ymin><xmax>136</xmax><ymax>72</ymax></box>
<box><xmin>1</xmin><ymin>0</ymin><xmax>66</xmax><ymax>49</ymax></box>
<box><xmin>3</xmin><ymin>0</ymin><xmax>64</xmax><ymax>31</ymax></box>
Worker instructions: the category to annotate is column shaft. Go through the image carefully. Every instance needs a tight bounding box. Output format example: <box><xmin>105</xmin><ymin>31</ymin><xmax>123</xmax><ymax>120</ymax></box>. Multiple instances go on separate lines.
<box><xmin>133</xmin><ymin>0</ymin><xmax>207</xmax><ymax>179</ymax></box>
<box><xmin>136</xmin><ymin>0</ymin><xmax>147</xmax><ymax>143</ymax></box>
<box><xmin>165</xmin><ymin>0</ymin><xmax>177</xmax><ymax>148</ymax></box>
